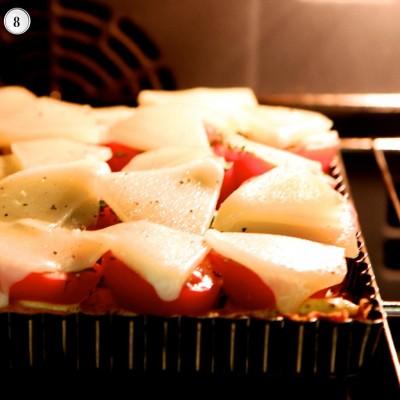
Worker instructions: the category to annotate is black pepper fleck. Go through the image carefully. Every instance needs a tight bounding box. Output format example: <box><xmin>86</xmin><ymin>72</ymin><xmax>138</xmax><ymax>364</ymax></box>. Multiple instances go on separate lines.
<box><xmin>50</xmin><ymin>204</ymin><xmax>57</xmax><ymax>210</ymax></box>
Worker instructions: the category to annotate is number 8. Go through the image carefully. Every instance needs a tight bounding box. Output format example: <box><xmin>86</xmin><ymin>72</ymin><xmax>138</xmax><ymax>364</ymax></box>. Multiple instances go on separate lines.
<box><xmin>13</xmin><ymin>16</ymin><xmax>20</xmax><ymax>27</ymax></box>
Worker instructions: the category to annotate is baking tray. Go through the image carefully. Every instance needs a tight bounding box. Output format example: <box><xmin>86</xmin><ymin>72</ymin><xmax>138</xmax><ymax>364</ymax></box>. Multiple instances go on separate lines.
<box><xmin>0</xmin><ymin>158</ymin><xmax>385</xmax><ymax>376</ymax></box>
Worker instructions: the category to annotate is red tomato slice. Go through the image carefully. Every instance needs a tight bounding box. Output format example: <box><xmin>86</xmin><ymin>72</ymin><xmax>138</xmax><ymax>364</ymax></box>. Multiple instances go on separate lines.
<box><xmin>212</xmin><ymin>142</ymin><xmax>240</xmax><ymax>161</ymax></box>
<box><xmin>292</xmin><ymin>146</ymin><xmax>337</xmax><ymax>173</ymax></box>
<box><xmin>102</xmin><ymin>252</ymin><xmax>222</xmax><ymax>316</ymax></box>
<box><xmin>9</xmin><ymin>264</ymin><xmax>103</xmax><ymax>306</ymax></box>
<box><xmin>89</xmin><ymin>204</ymin><xmax>120</xmax><ymax>230</ymax></box>
<box><xmin>80</xmin><ymin>287</ymin><xmax>120</xmax><ymax>313</ymax></box>
<box><xmin>212</xmin><ymin>143</ymin><xmax>273</xmax><ymax>206</ymax></box>
<box><xmin>104</xmin><ymin>142</ymin><xmax>141</xmax><ymax>172</ymax></box>
<box><xmin>217</xmin><ymin>165</ymin><xmax>236</xmax><ymax>208</ymax></box>
<box><xmin>208</xmin><ymin>251</ymin><xmax>276</xmax><ymax>310</ymax></box>
<box><xmin>232</xmin><ymin>151</ymin><xmax>273</xmax><ymax>186</ymax></box>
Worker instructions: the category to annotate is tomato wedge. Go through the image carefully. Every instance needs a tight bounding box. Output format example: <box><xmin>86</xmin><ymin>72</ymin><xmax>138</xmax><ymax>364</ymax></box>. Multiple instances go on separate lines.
<box><xmin>232</xmin><ymin>150</ymin><xmax>274</xmax><ymax>186</ymax></box>
<box><xmin>80</xmin><ymin>287</ymin><xmax>119</xmax><ymax>313</ymax></box>
<box><xmin>217</xmin><ymin>165</ymin><xmax>236</xmax><ymax>208</ymax></box>
<box><xmin>102</xmin><ymin>252</ymin><xmax>222</xmax><ymax>316</ymax></box>
<box><xmin>9</xmin><ymin>264</ymin><xmax>103</xmax><ymax>306</ymax></box>
<box><xmin>104</xmin><ymin>142</ymin><xmax>141</xmax><ymax>171</ymax></box>
<box><xmin>208</xmin><ymin>251</ymin><xmax>276</xmax><ymax>310</ymax></box>
<box><xmin>292</xmin><ymin>146</ymin><xmax>336</xmax><ymax>173</ymax></box>
<box><xmin>89</xmin><ymin>204</ymin><xmax>120</xmax><ymax>230</ymax></box>
<box><xmin>212</xmin><ymin>143</ymin><xmax>273</xmax><ymax>206</ymax></box>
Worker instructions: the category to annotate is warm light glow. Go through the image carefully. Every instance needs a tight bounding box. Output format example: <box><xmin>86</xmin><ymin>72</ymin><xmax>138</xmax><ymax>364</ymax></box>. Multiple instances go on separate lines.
<box><xmin>299</xmin><ymin>0</ymin><xmax>395</xmax><ymax>4</ymax></box>
<box><xmin>335</xmin><ymin>94</ymin><xmax>400</xmax><ymax>108</ymax></box>
<box><xmin>280</xmin><ymin>93</ymin><xmax>400</xmax><ymax>109</ymax></box>
<box><xmin>375</xmin><ymin>138</ymin><xmax>400</xmax><ymax>152</ymax></box>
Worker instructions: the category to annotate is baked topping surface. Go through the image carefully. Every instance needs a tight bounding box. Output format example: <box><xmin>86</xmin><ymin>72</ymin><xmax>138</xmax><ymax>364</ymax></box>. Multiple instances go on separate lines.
<box><xmin>0</xmin><ymin>86</ymin><xmax>363</xmax><ymax>319</ymax></box>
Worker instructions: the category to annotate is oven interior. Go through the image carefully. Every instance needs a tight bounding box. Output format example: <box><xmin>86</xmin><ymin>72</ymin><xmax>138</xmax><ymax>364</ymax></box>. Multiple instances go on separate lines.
<box><xmin>0</xmin><ymin>0</ymin><xmax>400</xmax><ymax>396</ymax></box>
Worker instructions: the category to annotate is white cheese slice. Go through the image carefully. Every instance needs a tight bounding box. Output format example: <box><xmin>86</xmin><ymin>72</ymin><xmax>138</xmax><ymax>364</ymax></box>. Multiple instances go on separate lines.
<box><xmin>0</xmin><ymin>96</ymin><xmax>107</xmax><ymax>146</ymax></box>
<box><xmin>235</xmin><ymin>105</ymin><xmax>333</xmax><ymax>149</ymax></box>
<box><xmin>90</xmin><ymin>105</ymin><xmax>135</xmax><ymax>129</ymax></box>
<box><xmin>221</xmin><ymin>133</ymin><xmax>322</xmax><ymax>173</ymax></box>
<box><xmin>137</xmin><ymin>88</ymin><xmax>258</xmax><ymax>139</ymax></box>
<box><xmin>12</xmin><ymin>138</ymin><xmax>112</xmax><ymax>169</ymax></box>
<box><xmin>99</xmin><ymin>158</ymin><xmax>223</xmax><ymax>234</ymax></box>
<box><xmin>109</xmin><ymin>104</ymin><xmax>210</xmax><ymax>151</ymax></box>
<box><xmin>213</xmin><ymin>166</ymin><xmax>358</xmax><ymax>258</ymax></box>
<box><xmin>138</xmin><ymin>87</ymin><xmax>258</xmax><ymax>110</ymax></box>
<box><xmin>123</xmin><ymin>146</ymin><xmax>214</xmax><ymax>171</ymax></box>
<box><xmin>0</xmin><ymin>86</ymin><xmax>37</xmax><ymax>117</ymax></box>
<box><xmin>0</xmin><ymin>218</ymin><xmax>107</xmax><ymax>307</ymax></box>
<box><xmin>100</xmin><ymin>220</ymin><xmax>208</xmax><ymax>301</ymax></box>
<box><xmin>294</xmin><ymin>130</ymin><xmax>339</xmax><ymax>151</ymax></box>
<box><xmin>0</xmin><ymin>154</ymin><xmax>20</xmax><ymax>179</ymax></box>
<box><xmin>205</xmin><ymin>229</ymin><xmax>347</xmax><ymax>313</ymax></box>
<box><xmin>0</xmin><ymin>160</ymin><xmax>110</xmax><ymax>227</ymax></box>
<box><xmin>35</xmin><ymin>99</ymin><xmax>135</xmax><ymax>131</ymax></box>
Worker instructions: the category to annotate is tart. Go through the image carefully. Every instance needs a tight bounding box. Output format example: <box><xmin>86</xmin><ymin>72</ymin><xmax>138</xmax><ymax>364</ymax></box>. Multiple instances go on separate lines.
<box><xmin>0</xmin><ymin>86</ymin><xmax>382</xmax><ymax>375</ymax></box>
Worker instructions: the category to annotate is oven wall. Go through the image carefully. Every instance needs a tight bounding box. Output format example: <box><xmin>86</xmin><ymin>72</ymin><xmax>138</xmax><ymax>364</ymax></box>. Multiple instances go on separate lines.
<box><xmin>109</xmin><ymin>0</ymin><xmax>400</xmax><ymax>95</ymax></box>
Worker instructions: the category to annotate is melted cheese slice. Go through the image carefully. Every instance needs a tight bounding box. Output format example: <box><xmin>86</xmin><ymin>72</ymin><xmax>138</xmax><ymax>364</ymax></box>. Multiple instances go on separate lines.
<box><xmin>0</xmin><ymin>86</ymin><xmax>37</xmax><ymax>117</ymax></box>
<box><xmin>235</xmin><ymin>105</ymin><xmax>333</xmax><ymax>149</ymax></box>
<box><xmin>222</xmin><ymin>133</ymin><xmax>322</xmax><ymax>173</ymax></box>
<box><xmin>137</xmin><ymin>88</ymin><xmax>258</xmax><ymax>138</ymax></box>
<box><xmin>101</xmin><ymin>220</ymin><xmax>208</xmax><ymax>301</ymax></box>
<box><xmin>0</xmin><ymin>97</ymin><xmax>107</xmax><ymax>146</ymax></box>
<box><xmin>0</xmin><ymin>155</ymin><xmax>20</xmax><ymax>179</ymax></box>
<box><xmin>0</xmin><ymin>219</ymin><xmax>108</xmax><ymax>307</ymax></box>
<box><xmin>213</xmin><ymin>166</ymin><xmax>358</xmax><ymax>258</ymax></box>
<box><xmin>205</xmin><ymin>229</ymin><xmax>346</xmax><ymax>313</ymax></box>
<box><xmin>109</xmin><ymin>104</ymin><xmax>210</xmax><ymax>151</ymax></box>
<box><xmin>99</xmin><ymin>158</ymin><xmax>223</xmax><ymax>234</ymax></box>
<box><xmin>138</xmin><ymin>87</ymin><xmax>257</xmax><ymax>109</ymax></box>
<box><xmin>123</xmin><ymin>146</ymin><xmax>214</xmax><ymax>171</ymax></box>
<box><xmin>0</xmin><ymin>160</ymin><xmax>110</xmax><ymax>227</ymax></box>
<box><xmin>12</xmin><ymin>138</ymin><xmax>112</xmax><ymax>169</ymax></box>
<box><xmin>294</xmin><ymin>130</ymin><xmax>339</xmax><ymax>151</ymax></box>
<box><xmin>90</xmin><ymin>105</ymin><xmax>135</xmax><ymax>129</ymax></box>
